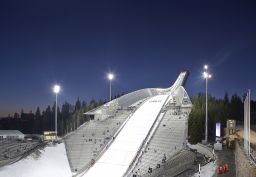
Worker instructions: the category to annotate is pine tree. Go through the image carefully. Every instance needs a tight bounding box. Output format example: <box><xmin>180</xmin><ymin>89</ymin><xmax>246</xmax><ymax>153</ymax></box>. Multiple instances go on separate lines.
<box><xmin>36</xmin><ymin>107</ymin><xmax>41</xmax><ymax>117</ymax></box>
<box><xmin>14</xmin><ymin>112</ymin><xmax>19</xmax><ymax>118</ymax></box>
<box><xmin>224</xmin><ymin>92</ymin><xmax>229</xmax><ymax>105</ymax></box>
<box><xmin>35</xmin><ymin>107</ymin><xmax>41</xmax><ymax>133</ymax></box>
<box><xmin>82</xmin><ymin>101</ymin><xmax>87</xmax><ymax>108</ymax></box>
<box><xmin>75</xmin><ymin>97</ymin><xmax>81</xmax><ymax>111</ymax></box>
<box><xmin>20</xmin><ymin>108</ymin><xmax>24</xmax><ymax>119</ymax></box>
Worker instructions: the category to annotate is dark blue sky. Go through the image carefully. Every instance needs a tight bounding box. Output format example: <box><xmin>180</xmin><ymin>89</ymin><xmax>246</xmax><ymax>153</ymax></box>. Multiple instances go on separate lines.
<box><xmin>0</xmin><ymin>0</ymin><xmax>256</xmax><ymax>116</ymax></box>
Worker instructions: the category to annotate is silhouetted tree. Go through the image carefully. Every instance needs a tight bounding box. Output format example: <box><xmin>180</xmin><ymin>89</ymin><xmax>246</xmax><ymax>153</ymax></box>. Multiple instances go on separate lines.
<box><xmin>230</xmin><ymin>94</ymin><xmax>243</xmax><ymax>122</ymax></box>
<box><xmin>75</xmin><ymin>97</ymin><xmax>81</xmax><ymax>111</ymax></box>
<box><xmin>20</xmin><ymin>108</ymin><xmax>24</xmax><ymax>118</ymax></box>
<box><xmin>35</xmin><ymin>107</ymin><xmax>41</xmax><ymax>133</ymax></box>
<box><xmin>13</xmin><ymin>112</ymin><xmax>19</xmax><ymax>119</ymax></box>
<box><xmin>82</xmin><ymin>101</ymin><xmax>87</xmax><ymax>107</ymax></box>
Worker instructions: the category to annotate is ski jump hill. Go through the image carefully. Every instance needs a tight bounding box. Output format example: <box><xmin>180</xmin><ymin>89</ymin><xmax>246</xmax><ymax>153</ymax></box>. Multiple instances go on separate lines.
<box><xmin>65</xmin><ymin>71</ymin><xmax>194</xmax><ymax>177</ymax></box>
<box><xmin>0</xmin><ymin>71</ymin><xmax>216</xmax><ymax>177</ymax></box>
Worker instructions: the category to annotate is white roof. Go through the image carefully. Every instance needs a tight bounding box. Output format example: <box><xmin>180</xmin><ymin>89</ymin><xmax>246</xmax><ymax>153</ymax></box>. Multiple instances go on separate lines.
<box><xmin>0</xmin><ymin>130</ymin><xmax>24</xmax><ymax>136</ymax></box>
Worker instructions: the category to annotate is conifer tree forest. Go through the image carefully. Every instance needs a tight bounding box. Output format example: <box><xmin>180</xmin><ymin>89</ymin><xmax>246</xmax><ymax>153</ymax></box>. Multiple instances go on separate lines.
<box><xmin>0</xmin><ymin>98</ymin><xmax>106</xmax><ymax>136</ymax></box>
<box><xmin>188</xmin><ymin>92</ymin><xmax>256</xmax><ymax>144</ymax></box>
<box><xmin>0</xmin><ymin>92</ymin><xmax>255</xmax><ymax>143</ymax></box>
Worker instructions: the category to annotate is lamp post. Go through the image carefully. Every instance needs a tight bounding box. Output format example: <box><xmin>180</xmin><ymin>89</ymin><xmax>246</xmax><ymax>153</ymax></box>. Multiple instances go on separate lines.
<box><xmin>53</xmin><ymin>84</ymin><xmax>60</xmax><ymax>139</ymax></box>
<box><xmin>108</xmin><ymin>73</ymin><xmax>114</xmax><ymax>101</ymax></box>
<box><xmin>203</xmin><ymin>65</ymin><xmax>212</xmax><ymax>144</ymax></box>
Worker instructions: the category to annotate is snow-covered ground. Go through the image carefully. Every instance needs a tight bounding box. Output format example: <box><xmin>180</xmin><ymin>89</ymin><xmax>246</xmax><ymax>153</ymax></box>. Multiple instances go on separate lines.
<box><xmin>192</xmin><ymin>162</ymin><xmax>217</xmax><ymax>177</ymax></box>
<box><xmin>0</xmin><ymin>143</ymin><xmax>72</xmax><ymax>177</ymax></box>
<box><xmin>82</xmin><ymin>95</ymin><xmax>169</xmax><ymax>177</ymax></box>
<box><xmin>237</xmin><ymin>125</ymin><xmax>256</xmax><ymax>144</ymax></box>
<box><xmin>188</xmin><ymin>143</ymin><xmax>215</xmax><ymax>159</ymax></box>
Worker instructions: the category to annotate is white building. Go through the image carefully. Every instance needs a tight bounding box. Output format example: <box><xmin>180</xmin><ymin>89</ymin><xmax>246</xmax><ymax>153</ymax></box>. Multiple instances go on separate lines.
<box><xmin>43</xmin><ymin>131</ymin><xmax>57</xmax><ymax>141</ymax></box>
<box><xmin>0</xmin><ymin>130</ymin><xmax>24</xmax><ymax>140</ymax></box>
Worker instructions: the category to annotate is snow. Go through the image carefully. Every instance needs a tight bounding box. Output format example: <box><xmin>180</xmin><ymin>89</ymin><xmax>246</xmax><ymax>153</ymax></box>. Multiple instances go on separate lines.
<box><xmin>192</xmin><ymin>162</ymin><xmax>217</xmax><ymax>177</ymax></box>
<box><xmin>0</xmin><ymin>143</ymin><xmax>72</xmax><ymax>177</ymax></box>
<box><xmin>237</xmin><ymin>126</ymin><xmax>256</xmax><ymax>144</ymax></box>
<box><xmin>82</xmin><ymin>95</ymin><xmax>169</xmax><ymax>177</ymax></box>
<box><xmin>187</xmin><ymin>143</ymin><xmax>215</xmax><ymax>159</ymax></box>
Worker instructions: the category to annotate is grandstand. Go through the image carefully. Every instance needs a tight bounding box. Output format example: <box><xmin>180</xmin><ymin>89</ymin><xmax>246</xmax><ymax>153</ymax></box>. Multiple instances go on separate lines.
<box><xmin>137</xmin><ymin>149</ymin><xmax>196</xmax><ymax>177</ymax></box>
<box><xmin>63</xmin><ymin>70</ymin><xmax>201</xmax><ymax>177</ymax></box>
<box><xmin>65</xmin><ymin>109</ymin><xmax>134</xmax><ymax>172</ymax></box>
<box><xmin>0</xmin><ymin>139</ymin><xmax>40</xmax><ymax>167</ymax></box>
<box><xmin>0</xmin><ymin>71</ymin><xmax>215</xmax><ymax>177</ymax></box>
<box><xmin>127</xmin><ymin>87</ymin><xmax>192</xmax><ymax>177</ymax></box>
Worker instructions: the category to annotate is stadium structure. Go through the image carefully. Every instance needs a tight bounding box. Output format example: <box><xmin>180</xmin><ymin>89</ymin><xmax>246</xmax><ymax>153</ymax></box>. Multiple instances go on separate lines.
<box><xmin>64</xmin><ymin>71</ymin><xmax>202</xmax><ymax>177</ymax></box>
<box><xmin>0</xmin><ymin>71</ymin><xmax>216</xmax><ymax>177</ymax></box>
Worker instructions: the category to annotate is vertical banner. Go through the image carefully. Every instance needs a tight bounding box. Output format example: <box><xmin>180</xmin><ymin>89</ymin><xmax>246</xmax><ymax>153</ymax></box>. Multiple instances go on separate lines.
<box><xmin>216</xmin><ymin>122</ymin><xmax>221</xmax><ymax>137</ymax></box>
<box><xmin>244</xmin><ymin>92</ymin><xmax>248</xmax><ymax>154</ymax></box>
<box><xmin>249</xmin><ymin>90</ymin><xmax>251</xmax><ymax>158</ymax></box>
<box><xmin>244</xmin><ymin>90</ymin><xmax>250</xmax><ymax>158</ymax></box>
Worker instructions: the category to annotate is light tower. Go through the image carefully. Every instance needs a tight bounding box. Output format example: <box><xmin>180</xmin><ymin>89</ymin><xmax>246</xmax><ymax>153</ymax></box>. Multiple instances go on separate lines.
<box><xmin>53</xmin><ymin>84</ymin><xmax>60</xmax><ymax>139</ymax></box>
<box><xmin>108</xmin><ymin>73</ymin><xmax>114</xmax><ymax>101</ymax></box>
<box><xmin>203</xmin><ymin>65</ymin><xmax>212</xmax><ymax>144</ymax></box>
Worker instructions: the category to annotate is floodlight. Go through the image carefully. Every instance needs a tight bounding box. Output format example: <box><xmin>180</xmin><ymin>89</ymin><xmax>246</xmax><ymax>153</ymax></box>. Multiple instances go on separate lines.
<box><xmin>108</xmin><ymin>73</ymin><xmax>114</xmax><ymax>80</ymax></box>
<box><xmin>52</xmin><ymin>84</ymin><xmax>61</xmax><ymax>138</ymax></box>
<box><xmin>53</xmin><ymin>85</ymin><xmax>60</xmax><ymax>94</ymax></box>
<box><xmin>202</xmin><ymin>64</ymin><xmax>212</xmax><ymax>144</ymax></box>
<box><xmin>203</xmin><ymin>72</ymin><xmax>208</xmax><ymax>78</ymax></box>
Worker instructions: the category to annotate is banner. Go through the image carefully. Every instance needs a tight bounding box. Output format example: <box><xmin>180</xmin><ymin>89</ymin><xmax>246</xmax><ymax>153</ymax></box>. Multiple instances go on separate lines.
<box><xmin>244</xmin><ymin>90</ymin><xmax>250</xmax><ymax>157</ymax></box>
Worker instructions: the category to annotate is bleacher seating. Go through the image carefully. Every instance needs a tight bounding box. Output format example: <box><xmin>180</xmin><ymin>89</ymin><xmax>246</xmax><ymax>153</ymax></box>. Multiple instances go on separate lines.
<box><xmin>64</xmin><ymin>89</ymin><xmax>155</xmax><ymax>173</ymax></box>
<box><xmin>0</xmin><ymin>139</ymin><xmax>39</xmax><ymax>162</ymax></box>
<box><xmin>129</xmin><ymin>107</ymin><xmax>190</xmax><ymax>177</ymax></box>
<box><xmin>133</xmin><ymin>150</ymin><xmax>195</xmax><ymax>177</ymax></box>
<box><xmin>189</xmin><ymin>143</ymin><xmax>215</xmax><ymax>160</ymax></box>
<box><xmin>64</xmin><ymin>109</ymin><xmax>136</xmax><ymax>172</ymax></box>
<box><xmin>65</xmin><ymin>72</ymin><xmax>193</xmax><ymax>176</ymax></box>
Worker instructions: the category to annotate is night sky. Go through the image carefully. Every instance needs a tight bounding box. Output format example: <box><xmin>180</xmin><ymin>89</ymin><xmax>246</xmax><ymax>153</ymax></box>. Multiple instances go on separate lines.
<box><xmin>0</xmin><ymin>0</ymin><xmax>256</xmax><ymax>116</ymax></box>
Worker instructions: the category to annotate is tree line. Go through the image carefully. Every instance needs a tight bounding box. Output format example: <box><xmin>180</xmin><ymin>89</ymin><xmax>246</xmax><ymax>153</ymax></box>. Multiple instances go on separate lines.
<box><xmin>1</xmin><ymin>92</ymin><xmax>255</xmax><ymax>142</ymax></box>
<box><xmin>0</xmin><ymin>98</ymin><xmax>104</xmax><ymax>136</ymax></box>
<box><xmin>188</xmin><ymin>92</ymin><xmax>256</xmax><ymax>144</ymax></box>
<box><xmin>0</xmin><ymin>93</ymin><xmax>124</xmax><ymax>136</ymax></box>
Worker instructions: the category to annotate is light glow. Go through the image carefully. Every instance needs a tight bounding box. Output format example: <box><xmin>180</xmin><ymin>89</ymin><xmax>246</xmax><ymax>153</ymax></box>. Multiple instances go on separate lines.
<box><xmin>202</xmin><ymin>65</ymin><xmax>212</xmax><ymax>79</ymax></box>
<box><xmin>216</xmin><ymin>122</ymin><xmax>221</xmax><ymax>137</ymax></box>
<box><xmin>203</xmin><ymin>72</ymin><xmax>208</xmax><ymax>78</ymax></box>
<box><xmin>53</xmin><ymin>85</ymin><xmax>60</xmax><ymax>94</ymax></box>
<box><xmin>108</xmin><ymin>73</ymin><xmax>114</xmax><ymax>80</ymax></box>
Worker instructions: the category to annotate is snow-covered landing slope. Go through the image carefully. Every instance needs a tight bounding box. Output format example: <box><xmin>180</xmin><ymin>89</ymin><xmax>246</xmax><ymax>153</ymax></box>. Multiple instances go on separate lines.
<box><xmin>0</xmin><ymin>143</ymin><xmax>72</xmax><ymax>177</ymax></box>
<box><xmin>82</xmin><ymin>95</ymin><xmax>169</xmax><ymax>177</ymax></box>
